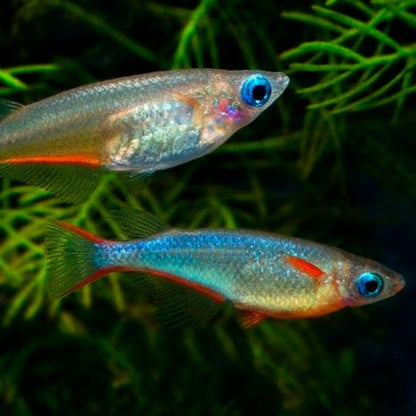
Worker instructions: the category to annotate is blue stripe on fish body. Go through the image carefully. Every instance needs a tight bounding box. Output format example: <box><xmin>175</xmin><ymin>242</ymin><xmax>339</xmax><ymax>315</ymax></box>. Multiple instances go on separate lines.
<box><xmin>93</xmin><ymin>230</ymin><xmax>337</xmax><ymax>310</ymax></box>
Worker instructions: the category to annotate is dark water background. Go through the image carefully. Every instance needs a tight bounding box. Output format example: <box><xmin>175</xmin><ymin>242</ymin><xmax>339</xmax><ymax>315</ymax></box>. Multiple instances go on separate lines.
<box><xmin>0</xmin><ymin>1</ymin><xmax>415</xmax><ymax>415</ymax></box>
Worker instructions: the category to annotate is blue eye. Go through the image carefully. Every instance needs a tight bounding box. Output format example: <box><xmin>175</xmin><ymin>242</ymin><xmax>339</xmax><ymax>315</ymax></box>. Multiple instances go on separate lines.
<box><xmin>241</xmin><ymin>75</ymin><xmax>272</xmax><ymax>107</ymax></box>
<box><xmin>356</xmin><ymin>272</ymin><xmax>384</xmax><ymax>298</ymax></box>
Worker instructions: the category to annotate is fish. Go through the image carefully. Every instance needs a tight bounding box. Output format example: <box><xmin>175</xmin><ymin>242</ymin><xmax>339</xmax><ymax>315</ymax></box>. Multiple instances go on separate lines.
<box><xmin>0</xmin><ymin>69</ymin><xmax>289</xmax><ymax>203</ymax></box>
<box><xmin>46</xmin><ymin>209</ymin><xmax>405</xmax><ymax>326</ymax></box>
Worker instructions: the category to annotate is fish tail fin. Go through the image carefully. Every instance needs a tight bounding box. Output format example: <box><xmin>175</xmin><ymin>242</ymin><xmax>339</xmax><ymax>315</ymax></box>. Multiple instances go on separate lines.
<box><xmin>46</xmin><ymin>221</ymin><xmax>105</xmax><ymax>299</ymax></box>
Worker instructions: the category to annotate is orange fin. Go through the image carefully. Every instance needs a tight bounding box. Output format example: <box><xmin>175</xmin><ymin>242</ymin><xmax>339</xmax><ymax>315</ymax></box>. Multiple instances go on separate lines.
<box><xmin>239</xmin><ymin>310</ymin><xmax>265</xmax><ymax>328</ymax></box>
<box><xmin>0</xmin><ymin>162</ymin><xmax>101</xmax><ymax>204</ymax></box>
<box><xmin>284</xmin><ymin>255</ymin><xmax>324</xmax><ymax>278</ymax></box>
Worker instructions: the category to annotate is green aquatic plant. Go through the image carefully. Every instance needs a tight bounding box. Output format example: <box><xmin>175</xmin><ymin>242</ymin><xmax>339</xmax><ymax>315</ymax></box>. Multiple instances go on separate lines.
<box><xmin>0</xmin><ymin>64</ymin><xmax>60</xmax><ymax>96</ymax></box>
<box><xmin>282</xmin><ymin>0</ymin><xmax>416</xmax><ymax>117</ymax></box>
<box><xmin>279</xmin><ymin>0</ymin><xmax>416</xmax><ymax>178</ymax></box>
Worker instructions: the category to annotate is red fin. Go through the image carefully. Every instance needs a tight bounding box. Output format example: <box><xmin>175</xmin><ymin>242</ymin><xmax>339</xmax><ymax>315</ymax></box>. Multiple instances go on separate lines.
<box><xmin>69</xmin><ymin>266</ymin><xmax>131</xmax><ymax>293</ymax></box>
<box><xmin>239</xmin><ymin>310</ymin><xmax>265</xmax><ymax>328</ymax></box>
<box><xmin>57</xmin><ymin>222</ymin><xmax>106</xmax><ymax>244</ymax></box>
<box><xmin>4</xmin><ymin>155</ymin><xmax>100</xmax><ymax>167</ymax></box>
<box><xmin>284</xmin><ymin>255</ymin><xmax>324</xmax><ymax>278</ymax></box>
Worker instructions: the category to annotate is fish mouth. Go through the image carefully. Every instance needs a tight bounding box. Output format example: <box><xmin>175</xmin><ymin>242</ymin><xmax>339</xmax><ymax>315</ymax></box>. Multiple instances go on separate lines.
<box><xmin>281</xmin><ymin>74</ymin><xmax>290</xmax><ymax>90</ymax></box>
<box><xmin>393</xmin><ymin>274</ymin><xmax>406</xmax><ymax>293</ymax></box>
<box><xmin>276</xmin><ymin>74</ymin><xmax>290</xmax><ymax>95</ymax></box>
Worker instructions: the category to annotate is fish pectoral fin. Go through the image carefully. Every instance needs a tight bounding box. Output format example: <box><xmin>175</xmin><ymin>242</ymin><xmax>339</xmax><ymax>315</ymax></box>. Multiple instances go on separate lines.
<box><xmin>0</xmin><ymin>162</ymin><xmax>101</xmax><ymax>204</ymax></box>
<box><xmin>283</xmin><ymin>255</ymin><xmax>324</xmax><ymax>278</ymax></box>
<box><xmin>110</xmin><ymin>207</ymin><xmax>168</xmax><ymax>239</ymax></box>
<box><xmin>238</xmin><ymin>310</ymin><xmax>265</xmax><ymax>328</ymax></box>
<box><xmin>116</xmin><ymin>170</ymin><xmax>153</xmax><ymax>190</ymax></box>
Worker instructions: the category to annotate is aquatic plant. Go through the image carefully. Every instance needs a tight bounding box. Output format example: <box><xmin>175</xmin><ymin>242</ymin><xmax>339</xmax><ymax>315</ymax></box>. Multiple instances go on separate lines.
<box><xmin>282</xmin><ymin>1</ymin><xmax>416</xmax><ymax>117</ymax></box>
<box><xmin>0</xmin><ymin>0</ymin><xmax>413</xmax><ymax>415</ymax></box>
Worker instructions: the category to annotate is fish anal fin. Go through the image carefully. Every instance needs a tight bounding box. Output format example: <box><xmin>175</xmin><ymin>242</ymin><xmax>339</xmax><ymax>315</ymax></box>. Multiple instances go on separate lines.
<box><xmin>0</xmin><ymin>162</ymin><xmax>101</xmax><ymax>204</ymax></box>
<box><xmin>239</xmin><ymin>310</ymin><xmax>265</xmax><ymax>328</ymax></box>
<box><xmin>145</xmin><ymin>269</ymin><xmax>225</xmax><ymax>303</ymax></box>
<box><xmin>284</xmin><ymin>255</ymin><xmax>324</xmax><ymax>278</ymax></box>
<box><xmin>135</xmin><ymin>269</ymin><xmax>224</xmax><ymax>328</ymax></box>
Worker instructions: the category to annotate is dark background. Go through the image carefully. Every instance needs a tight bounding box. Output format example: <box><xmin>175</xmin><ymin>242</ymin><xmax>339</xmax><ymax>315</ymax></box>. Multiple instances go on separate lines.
<box><xmin>0</xmin><ymin>1</ymin><xmax>415</xmax><ymax>415</ymax></box>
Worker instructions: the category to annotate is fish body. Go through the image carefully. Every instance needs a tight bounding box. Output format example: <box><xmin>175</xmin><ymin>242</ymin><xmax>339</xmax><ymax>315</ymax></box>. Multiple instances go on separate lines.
<box><xmin>0</xmin><ymin>69</ymin><xmax>289</xmax><ymax>201</ymax></box>
<box><xmin>47</xmin><ymin>214</ymin><xmax>404</xmax><ymax>325</ymax></box>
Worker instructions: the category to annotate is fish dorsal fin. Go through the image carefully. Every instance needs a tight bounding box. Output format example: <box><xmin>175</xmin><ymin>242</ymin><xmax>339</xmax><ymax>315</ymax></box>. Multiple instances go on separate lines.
<box><xmin>0</xmin><ymin>163</ymin><xmax>101</xmax><ymax>204</ymax></box>
<box><xmin>0</xmin><ymin>99</ymin><xmax>24</xmax><ymax>121</ymax></box>
<box><xmin>122</xmin><ymin>271</ymin><xmax>223</xmax><ymax>328</ymax></box>
<box><xmin>111</xmin><ymin>207</ymin><xmax>168</xmax><ymax>239</ymax></box>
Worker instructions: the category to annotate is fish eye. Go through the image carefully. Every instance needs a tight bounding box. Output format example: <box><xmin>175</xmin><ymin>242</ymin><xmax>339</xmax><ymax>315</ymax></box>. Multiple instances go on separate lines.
<box><xmin>356</xmin><ymin>272</ymin><xmax>384</xmax><ymax>298</ymax></box>
<box><xmin>241</xmin><ymin>75</ymin><xmax>272</xmax><ymax>107</ymax></box>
